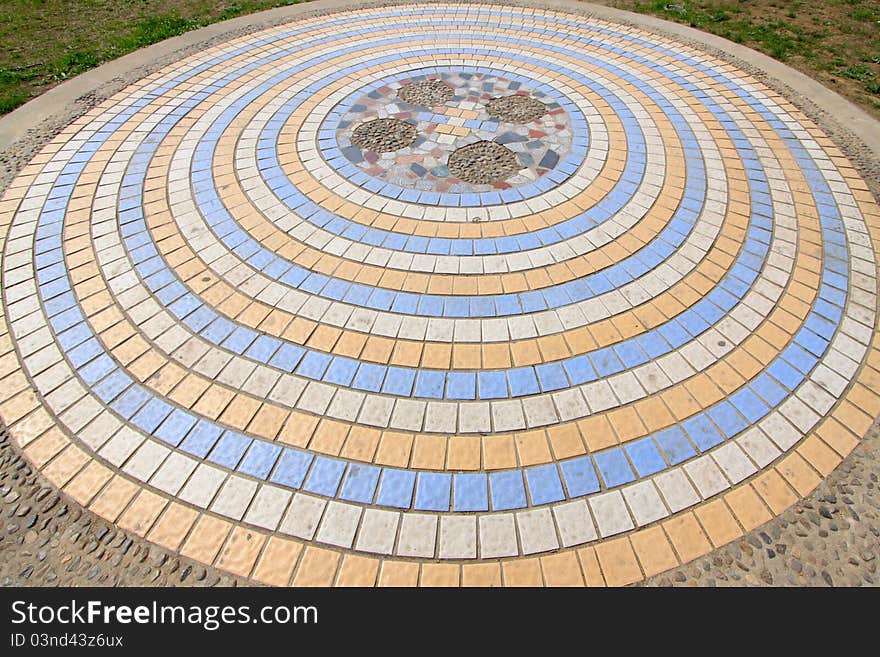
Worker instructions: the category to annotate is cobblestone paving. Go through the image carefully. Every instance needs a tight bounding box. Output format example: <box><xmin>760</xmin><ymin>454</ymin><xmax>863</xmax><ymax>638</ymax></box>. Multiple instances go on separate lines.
<box><xmin>1</xmin><ymin>1</ymin><xmax>879</xmax><ymax>587</ymax></box>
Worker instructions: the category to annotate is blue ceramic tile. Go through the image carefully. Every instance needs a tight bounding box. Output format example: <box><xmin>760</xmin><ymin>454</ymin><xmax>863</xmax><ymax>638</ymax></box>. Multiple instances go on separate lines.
<box><xmin>208</xmin><ymin>432</ymin><xmax>251</xmax><ymax>469</ymax></box>
<box><xmin>446</xmin><ymin>372</ymin><xmax>476</xmax><ymax>400</ymax></box>
<box><xmin>625</xmin><ymin>438</ymin><xmax>667</xmax><ymax>477</ymax></box>
<box><xmin>238</xmin><ymin>441</ymin><xmax>281</xmax><ymax>479</ymax></box>
<box><xmin>111</xmin><ymin>386</ymin><xmax>150</xmax><ymax>419</ymax></box>
<box><xmin>682</xmin><ymin>414</ymin><xmax>724</xmax><ymax>451</ymax></box>
<box><xmin>303</xmin><ymin>457</ymin><xmax>346</xmax><ymax>496</ymax></box>
<box><xmin>414</xmin><ymin>370</ymin><xmax>445</xmax><ymax>398</ymax></box>
<box><xmin>338</xmin><ymin>464</ymin><xmax>381</xmax><ymax>503</ymax></box>
<box><xmin>180</xmin><ymin>420</ymin><xmax>223</xmax><ymax>458</ymax></box>
<box><xmin>508</xmin><ymin>367</ymin><xmax>539</xmax><ymax>396</ymax></box>
<box><xmin>707</xmin><ymin>400</ymin><xmax>748</xmax><ymax>437</ymax></box>
<box><xmin>270</xmin><ymin>449</ymin><xmax>313</xmax><ymax>488</ymax></box>
<box><xmin>594</xmin><ymin>449</ymin><xmax>636</xmax><ymax>487</ymax></box>
<box><xmin>535</xmin><ymin>362</ymin><xmax>568</xmax><ymax>392</ymax></box>
<box><xmin>414</xmin><ymin>472</ymin><xmax>451</xmax><ymax>511</ymax></box>
<box><xmin>525</xmin><ymin>464</ymin><xmax>565</xmax><ymax>505</ymax></box>
<box><xmin>352</xmin><ymin>363</ymin><xmax>386</xmax><ymax>392</ymax></box>
<box><xmin>560</xmin><ymin>457</ymin><xmax>601</xmax><ymax>496</ymax></box>
<box><xmin>381</xmin><ymin>367</ymin><xmax>415</xmax><ymax>396</ymax></box>
<box><xmin>297</xmin><ymin>351</ymin><xmax>333</xmax><ymax>380</ymax></box>
<box><xmin>375</xmin><ymin>469</ymin><xmax>416</xmax><ymax>508</ymax></box>
<box><xmin>154</xmin><ymin>410</ymin><xmax>197</xmax><ymax>447</ymax></box>
<box><xmin>478</xmin><ymin>371</ymin><xmax>508</xmax><ymax>399</ymax></box>
<box><xmin>130</xmin><ymin>398</ymin><xmax>173</xmax><ymax>434</ymax></box>
<box><xmin>489</xmin><ymin>470</ymin><xmax>527</xmax><ymax>511</ymax></box>
<box><xmin>453</xmin><ymin>473</ymin><xmax>488</xmax><ymax>511</ymax></box>
<box><xmin>323</xmin><ymin>357</ymin><xmax>358</xmax><ymax>386</ymax></box>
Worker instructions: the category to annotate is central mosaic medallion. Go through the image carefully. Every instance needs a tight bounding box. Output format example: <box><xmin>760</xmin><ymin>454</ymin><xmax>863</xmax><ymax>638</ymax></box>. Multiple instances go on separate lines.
<box><xmin>330</xmin><ymin>70</ymin><xmax>576</xmax><ymax>194</ymax></box>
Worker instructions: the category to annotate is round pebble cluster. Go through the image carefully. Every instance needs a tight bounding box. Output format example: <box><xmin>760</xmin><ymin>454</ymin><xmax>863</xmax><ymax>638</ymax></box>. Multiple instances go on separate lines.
<box><xmin>398</xmin><ymin>79</ymin><xmax>456</xmax><ymax>107</ymax></box>
<box><xmin>447</xmin><ymin>140</ymin><xmax>521</xmax><ymax>183</ymax></box>
<box><xmin>350</xmin><ymin>117</ymin><xmax>418</xmax><ymax>152</ymax></box>
<box><xmin>486</xmin><ymin>94</ymin><xmax>548</xmax><ymax>123</ymax></box>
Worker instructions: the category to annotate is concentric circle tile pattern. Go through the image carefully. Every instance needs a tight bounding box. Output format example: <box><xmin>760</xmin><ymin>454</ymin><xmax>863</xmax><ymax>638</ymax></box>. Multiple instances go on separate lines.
<box><xmin>1</xmin><ymin>2</ymin><xmax>879</xmax><ymax>587</ymax></box>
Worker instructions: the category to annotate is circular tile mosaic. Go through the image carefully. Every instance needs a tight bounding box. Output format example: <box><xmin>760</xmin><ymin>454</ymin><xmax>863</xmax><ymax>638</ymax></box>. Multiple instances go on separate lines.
<box><xmin>1</xmin><ymin>2</ymin><xmax>879</xmax><ymax>586</ymax></box>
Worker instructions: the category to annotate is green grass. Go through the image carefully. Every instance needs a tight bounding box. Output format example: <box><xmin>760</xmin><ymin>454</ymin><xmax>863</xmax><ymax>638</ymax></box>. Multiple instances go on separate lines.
<box><xmin>619</xmin><ymin>0</ymin><xmax>880</xmax><ymax>115</ymax></box>
<box><xmin>631</xmin><ymin>1</ymin><xmax>822</xmax><ymax>61</ymax></box>
<box><xmin>0</xmin><ymin>1</ymin><xmax>309</xmax><ymax>116</ymax></box>
<box><xmin>0</xmin><ymin>92</ymin><xmax>29</xmax><ymax>116</ymax></box>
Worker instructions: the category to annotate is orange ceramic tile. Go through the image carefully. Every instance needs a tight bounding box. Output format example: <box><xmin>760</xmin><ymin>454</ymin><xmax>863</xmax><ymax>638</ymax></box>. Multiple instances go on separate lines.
<box><xmin>147</xmin><ymin>503</ymin><xmax>199</xmax><ymax>552</ymax></box>
<box><xmin>462</xmin><ymin>563</ymin><xmax>502</xmax><ymax>587</ymax></box>
<box><xmin>629</xmin><ymin>526</ymin><xmax>679</xmax><ymax>578</ymax></box>
<box><xmin>336</xmin><ymin>554</ymin><xmax>380</xmax><ymax>587</ymax></box>
<box><xmin>88</xmin><ymin>476</ymin><xmax>139</xmax><ymax>523</ymax></box>
<box><xmin>411</xmin><ymin>434</ymin><xmax>447</xmax><ymax>470</ymax></box>
<box><xmin>814</xmin><ymin>417</ymin><xmax>859</xmax><ymax>458</ymax></box>
<box><xmin>483</xmin><ymin>434</ymin><xmax>517</xmax><ymax>470</ymax></box>
<box><xmin>723</xmin><ymin>485</ymin><xmax>772</xmax><ymax>532</ymax></box>
<box><xmin>374</xmin><ymin>432</ymin><xmax>414</xmax><ymax>468</ymax></box>
<box><xmin>797</xmin><ymin>435</ymin><xmax>842</xmax><ymax>477</ymax></box>
<box><xmin>378</xmin><ymin>561</ymin><xmax>420</xmax><ymax>587</ymax></box>
<box><xmin>64</xmin><ymin>461</ymin><xmax>113</xmax><ymax>506</ymax></box>
<box><xmin>447</xmin><ymin>435</ymin><xmax>481</xmax><ymax>470</ymax></box>
<box><xmin>663</xmin><ymin>513</ymin><xmax>712</xmax><ymax>564</ymax></box>
<box><xmin>39</xmin><ymin>444</ymin><xmax>89</xmax><ymax>486</ymax></box>
<box><xmin>577</xmin><ymin>415</ymin><xmax>618</xmax><ymax>452</ymax></box>
<box><xmin>116</xmin><ymin>489</ymin><xmax>167</xmax><ymax>536</ymax></box>
<box><xmin>180</xmin><ymin>515</ymin><xmax>233</xmax><ymax>565</ymax></box>
<box><xmin>540</xmin><ymin>551</ymin><xmax>586</xmax><ymax>587</ymax></box>
<box><xmin>515</xmin><ymin>430</ymin><xmax>553</xmax><ymax>466</ymax></box>
<box><xmin>420</xmin><ymin>563</ymin><xmax>460</xmax><ymax>587</ymax></box>
<box><xmin>753</xmin><ymin>470</ymin><xmax>799</xmax><ymax>515</ymax></box>
<box><xmin>292</xmin><ymin>547</ymin><xmax>341</xmax><ymax>587</ymax></box>
<box><xmin>776</xmin><ymin>453</ymin><xmax>822</xmax><ymax>497</ymax></box>
<box><xmin>501</xmin><ymin>558</ymin><xmax>544</xmax><ymax>587</ymax></box>
<box><xmin>576</xmin><ymin>547</ymin><xmax>606</xmax><ymax>586</ymax></box>
<box><xmin>694</xmin><ymin>499</ymin><xmax>742</xmax><ymax>548</ymax></box>
<box><xmin>215</xmin><ymin>526</ymin><xmax>267</xmax><ymax>578</ymax></box>
<box><xmin>594</xmin><ymin>537</ymin><xmax>643</xmax><ymax>586</ymax></box>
